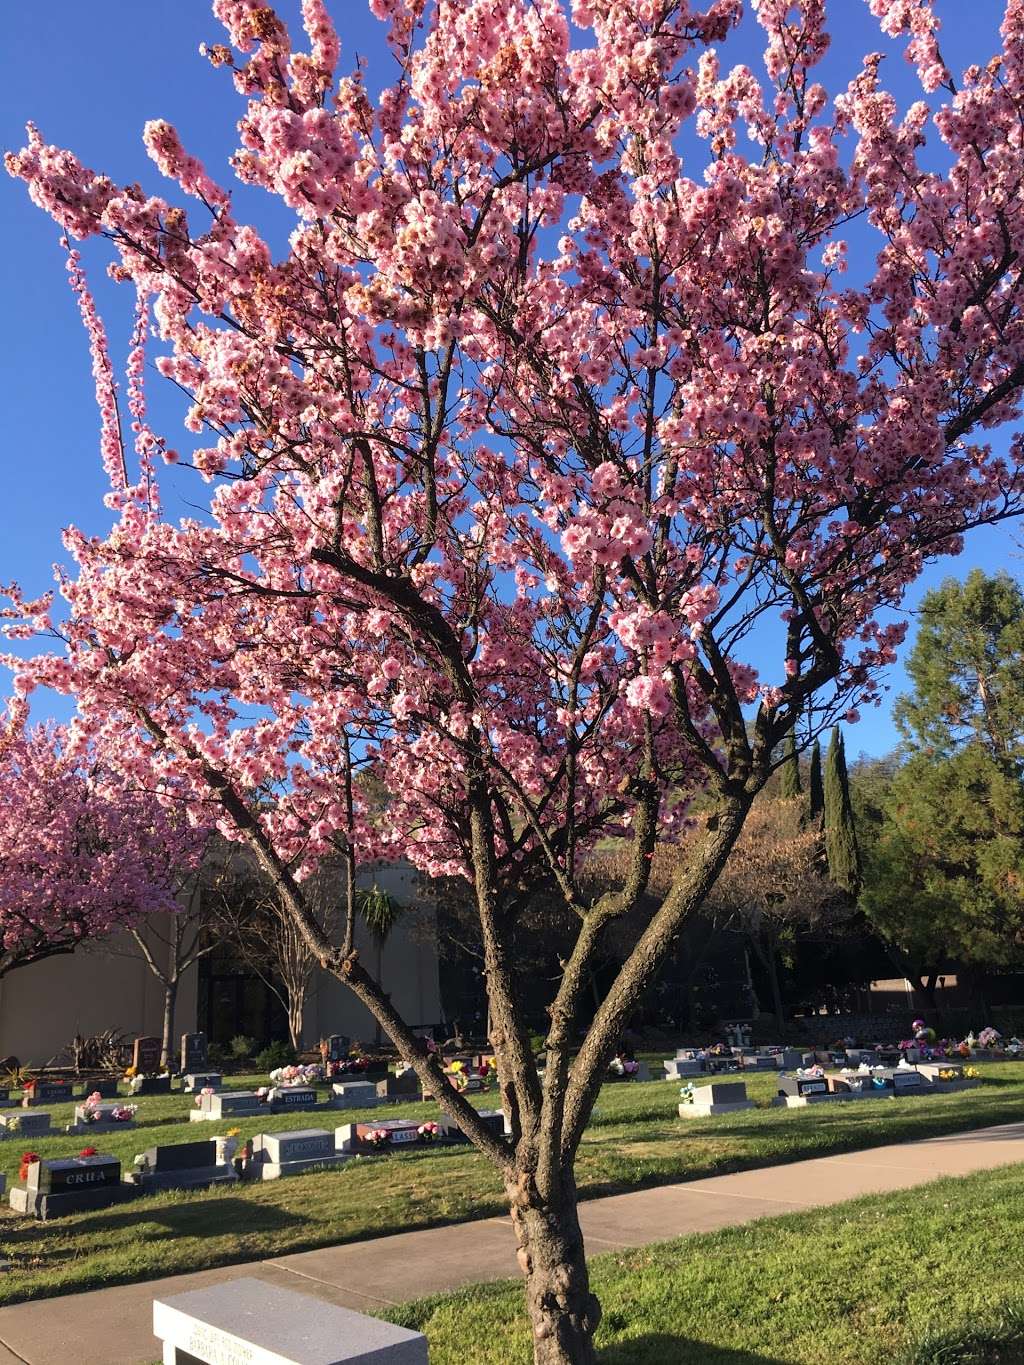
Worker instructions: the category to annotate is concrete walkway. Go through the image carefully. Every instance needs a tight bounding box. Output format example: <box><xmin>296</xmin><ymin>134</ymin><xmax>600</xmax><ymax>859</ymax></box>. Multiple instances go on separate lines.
<box><xmin>2</xmin><ymin>1119</ymin><xmax>1024</xmax><ymax>1364</ymax></box>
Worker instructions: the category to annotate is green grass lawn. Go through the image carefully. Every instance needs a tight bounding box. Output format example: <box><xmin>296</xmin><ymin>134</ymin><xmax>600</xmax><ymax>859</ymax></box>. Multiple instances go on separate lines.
<box><xmin>0</xmin><ymin>1062</ymin><xmax>1022</xmax><ymax>1308</ymax></box>
<box><xmin>385</xmin><ymin>1161</ymin><xmax>1024</xmax><ymax>1364</ymax></box>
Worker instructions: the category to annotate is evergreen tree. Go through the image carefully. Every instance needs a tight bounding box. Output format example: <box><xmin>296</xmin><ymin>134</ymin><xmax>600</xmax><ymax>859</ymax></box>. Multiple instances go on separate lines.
<box><xmin>779</xmin><ymin>729</ymin><xmax>802</xmax><ymax>799</ymax></box>
<box><xmin>808</xmin><ymin>739</ymin><xmax>824</xmax><ymax>822</ymax></box>
<box><xmin>824</xmin><ymin>727</ymin><xmax>860</xmax><ymax>894</ymax></box>
<box><xmin>895</xmin><ymin>570</ymin><xmax>1024</xmax><ymax>769</ymax></box>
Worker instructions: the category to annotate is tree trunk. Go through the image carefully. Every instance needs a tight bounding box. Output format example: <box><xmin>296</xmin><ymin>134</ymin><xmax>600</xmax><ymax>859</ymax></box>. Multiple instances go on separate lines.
<box><xmin>510</xmin><ymin>1174</ymin><xmax>600</xmax><ymax>1365</ymax></box>
<box><xmin>918</xmin><ymin>973</ymin><xmax>940</xmax><ymax>1018</ymax></box>
<box><xmin>287</xmin><ymin>990</ymin><xmax>305</xmax><ymax>1052</ymax></box>
<box><xmin>160</xmin><ymin>978</ymin><xmax>178</xmax><ymax>1071</ymax></box>
<box><xmin>766</xmin><ymin>939</ymin><xmax>786</xmax><ymax>1034</ymax></box>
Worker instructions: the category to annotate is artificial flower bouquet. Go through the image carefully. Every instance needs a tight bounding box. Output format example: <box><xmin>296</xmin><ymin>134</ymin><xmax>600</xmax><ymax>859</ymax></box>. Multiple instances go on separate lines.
<box><xmin>81</xmin><ymin>1091</ymin><xmax>136</xmax><ymax>1122</ymax></box>
<box><xmin>417</xmin><ymin>1121</ymin><xmax>439</xmax><ymax>1142</ymax></box>
<box><xmin>269</xmin><ymin>1063</ymin><xmax>322</xmax><ymax>1086</ymax></box>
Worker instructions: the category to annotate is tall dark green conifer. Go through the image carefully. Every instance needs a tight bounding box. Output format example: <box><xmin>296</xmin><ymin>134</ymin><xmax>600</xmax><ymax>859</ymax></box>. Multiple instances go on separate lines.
<box><xmin>808</xmin><ymin>739</ymin><xmax>824</xmax><ymax>822</ymax></box>
<box><xmin>824</xmin><ymin>727</ymin><xmax>859</xmax><ymax>894</ymax></box>
<box><xmin>779</xmin><ymin>729</ymin><xmax>802</xmax><ymax>799</ymax></box>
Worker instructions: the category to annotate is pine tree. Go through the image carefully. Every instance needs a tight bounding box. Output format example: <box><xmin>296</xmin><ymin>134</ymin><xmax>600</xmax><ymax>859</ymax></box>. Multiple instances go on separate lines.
<box><xmin>808</xmin><ymin>739</ymin><xmax>824</xmax><ymax>822</ymax></box>
<box><xmin>824</xmin><ymin>727</ymin><xmax>859</xmax><ymax>894</ymax></box>
<box><xmin>779</xmin><ymin>729</ymin><xmax>802</xmax><ymax>799</ymax></box>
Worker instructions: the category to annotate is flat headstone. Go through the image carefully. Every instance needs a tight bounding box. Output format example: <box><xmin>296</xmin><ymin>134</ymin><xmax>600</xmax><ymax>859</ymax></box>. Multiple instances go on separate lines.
<box><xmin>0</xmin><ymin>1109</ymin><xmax>51</xmax><ymax>1137</ymax></box>
<box><xmin>180</xmin><ymin>1032</ymin><xmax>208</xmax><ymax>1074</ymax></box>
<box><xmin>129</xmin><ymin>1136</ymin><xmax>236</xmax><ymax>1191</ymax></box>
<box><xmin>665</xmin><ymin>1058</ymin><xmax>703</xmax><ymax>1078</ymax></box>
<box><xmin>270</xmin><ymin>1086</ymin><xmax>318</xmax><ymax>1111</ymax></box>
<box><xmin>145</xmin><ymin>1140</ymin><xmax>218</xmax><ymax>1171</ymax></box>
<box><xmin>193</xmin><ymin>1092</ymin><xmax>264</xmax><ymax>1122</ymax></box>
<box><xmin>132</xmin><ymin>1035</ymin><xmax>162</xmax><ymax>1074</ymax></box>
<box><xmin>916</xmin><ymin>1062</ymin><xmax>965</xmax><ymax>1081</ymax></box>
<box><xmin>153</xmin><ymin>1276</ymin><xmax>428</xmax><ymax>1363</ymax></box>
<box><xmin>438</xmin><ymin>1110</ymin><xmax>506</xmax><ymax>1145</ymax></box>
<box><xmin>28</xmin><ymin>1154</ymin><xmax>120</xmax><ymax>1192</ymax></box>
<box><xmin>250</xmin><ymin>1129</ymin><xmax>346</xmax><ymax>1180</ymax></box>
<box><xmin>376</xmin><ymin>1072</ymin><xmax>422</xmax><ymax>1102</ymax></box>
<box><xmin>80</xmin><ymin>1078</ymin><xmax>119</xmax><ymax>1099</ymax></box>
<box><xmin>183</xmin><ymin>1073</ymin><xmax>223</xmax><ymax>1094</ymax></box>
<box><xmin>70</xmin><ymin>1102</ymin><xmax>136</xmax><ymax>1133</ymax></box>
<box><xmin>348</xmin><ymin>1119</ymin><xmax>424</xmax><ymax>1152</ymax></box>
<box><xmin>22</xmin><ymin>1079</ymin><xmax>73</xmax><ymax>1106</ymax></box>
<box><xmin>133</xmin><ymin>1075</ymin><xmax>172</xmax><ymax>1095</ymax></box>
<box><xmin>10</xmin><ymin>1152</ymin><xmax>135</xmax><ymax>1220</ymax></box>
<box><xmin>331</xmin><ymin>1082</ymin><xmax>378</xmax><ymax>1110</ymax></box>
<box><xmin>778</xmin><ymin>1075</ymin><xmax>830</xmax><ymax>1099</ymax></box>
<box><xmin>692</xmin><ymin>1081</ymin><xmax>748</xmax><ymax>1107</ymax></box>
<box><xmin>258</xmin><ymin>1129</ymin><xmax>334</xmax><ymax>1164</ymax></box>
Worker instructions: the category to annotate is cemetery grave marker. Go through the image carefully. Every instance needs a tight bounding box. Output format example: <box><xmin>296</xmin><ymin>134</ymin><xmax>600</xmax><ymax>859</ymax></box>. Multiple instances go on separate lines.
<box><xmin>132</xmin><ymin>1035</ymin><xmax>162</xmax><ymax>1074</ymax></box>
<box><xmin>21</xmin><ymin>1078</ymin><xmax>72</xmax><ymax>1106</ymax></box>
<box><xmin>127</xmin><ymin>1137</ymin><xmax>237</xmax><ymax>1190</ymax></box>
<box><xmin>376</xmin><ymin>1071</ymin><xmax>422</xmax><ymax>1103</ymax></box>
<box><xmin>269</xmin><ymin>1085</ymin><xmax>318</xmax><ymax>1112</ymax></box>
<box><xmin>183</xmin><ymin>1072</ymin><xmax>223</xmax><ymax>1093</ymax></box>
<box><xmin>327</xmin><ymin>1034</ymin><xmax>350</xmax><ymax>1061</ymax></box>
<box><xmin>79</xmin><ymin>1077</ymin><xmax>119</xmax><ymax>1099</ymax></box>
<box><xmin>0</xmin><ymin>1109</ymin><xmax>52</xmax><ymax>1138</ymax></box>
<box><xmin>153</xmin><ymin>1277</ymin><xmax>428</xmax><ymax>1365</ymax></box>
<box><xmin>331</xmin><ymin>1081</ymin><xmax>378</xmax><ymax>1110</ymax></box>
<box><xmin>678</xmin><ymin>1081</ymin><xmax>755</xmax><ymax>1118</ymax></box>
<box><xmin>250</xmin><ymin>1128</ymin><xmax>349</xmax><ymax>1180</ymax></box>
<box><xmin>180</xmin><ymin>1032</ymin><xmax>208</xmax><ymax>1074</ymax></box>
<box><xmin>10</xmin><ymin>1153</ymin><xmax>134</xmax><ymax>1219</ymax></box>
<box><xmin>438</xmin><ymin>1110</ymin><xmax>506</xmax><ymax>1145</ymax></box>
<box><xmin>190</xmin><ymin>1091</ymin><xmax>264</xmax><ymax>1123</ymax></box>
<box><xmin>69</xmin><ymin>1100</ymin><xmax>137</xmax><ymax>1133</ymax></box>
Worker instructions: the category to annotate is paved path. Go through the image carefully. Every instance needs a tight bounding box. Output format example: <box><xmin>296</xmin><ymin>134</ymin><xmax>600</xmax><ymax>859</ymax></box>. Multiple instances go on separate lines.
<box><xmin>2</xmin><ymin>1119</ymin><xmax>1023</xmax><ymax>1364</ymax></box>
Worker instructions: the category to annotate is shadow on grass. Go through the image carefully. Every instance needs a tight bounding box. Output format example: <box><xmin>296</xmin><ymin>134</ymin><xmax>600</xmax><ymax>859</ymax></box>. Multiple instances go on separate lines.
<box><xmin>69</xmin><ymin>1196</ymin><xmax>306</xmax><ymax>1240</ymax></box>
<box><xmin>598</xmin><ymin>1334</ymin><xmax>789</xmax><ymax>1364</ymax></box>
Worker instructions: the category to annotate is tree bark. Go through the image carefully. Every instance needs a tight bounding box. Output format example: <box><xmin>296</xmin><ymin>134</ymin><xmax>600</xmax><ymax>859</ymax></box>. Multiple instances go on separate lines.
<box><xmin>160</xmin><ymin>977</ymin><xmax>178</xmax><ymax>1071</ymax></box>
<box><xmin>510</xmin><ymin>1171</ymin><xmax>600</xmax><ymax>1365</ymax></box>
<box><xmin>286</xmin><ymin>990</ymin><xmax>305</xmax><ymax>1052</ymax></box>
<box><xmin>766</xmin><ymin>938</ymin><xmax>786</xmax><ymax>1033</ymax></box>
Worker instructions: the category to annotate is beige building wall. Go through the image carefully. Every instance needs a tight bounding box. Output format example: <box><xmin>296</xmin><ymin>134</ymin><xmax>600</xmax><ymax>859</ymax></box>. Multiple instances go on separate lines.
<box><xmin>0</xmin><ymin>862</ymin><xmax>441</xmax><ymax>1065</ymax></box>
<box><xmin>0</xmin><ymin>918</ymin><xmax>200</xmax><ymax>1067</ymax></box>
<box><xmin>303</xmin><ymin>862</ymin><xmax>441</xmax><ymax>1046</ymax></box>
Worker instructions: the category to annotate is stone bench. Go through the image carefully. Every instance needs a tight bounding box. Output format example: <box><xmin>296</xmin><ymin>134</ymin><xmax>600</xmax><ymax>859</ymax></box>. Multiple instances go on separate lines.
<box><xmin>153</xmin><ymin>1277</ymin><xmax>428</xmax><ymax>1363</ymax></box>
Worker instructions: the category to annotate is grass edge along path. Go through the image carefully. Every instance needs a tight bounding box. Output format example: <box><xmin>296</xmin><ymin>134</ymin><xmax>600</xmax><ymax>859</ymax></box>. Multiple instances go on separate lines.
<box><xmin>384</xmin><ymin>1161</ymin><xmax>1024</xmax><ymax>1365</ymax></box>
<box><xmin>0</xmin><ymin>1064</ymin><xmax>1022</xmax><ymax>1307</ymax></box>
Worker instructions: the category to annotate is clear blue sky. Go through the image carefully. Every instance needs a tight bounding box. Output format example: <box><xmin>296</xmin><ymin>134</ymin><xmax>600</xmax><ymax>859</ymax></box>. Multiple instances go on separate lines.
<box><xmin>2</xmin><ymin>1</ymin><xmax>1021</xmax><ymax>759</ymax></box>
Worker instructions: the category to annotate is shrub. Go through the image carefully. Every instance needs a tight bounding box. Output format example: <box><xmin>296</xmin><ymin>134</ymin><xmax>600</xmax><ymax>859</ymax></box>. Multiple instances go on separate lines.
<box><xmin>256</xmin><ymin>1041</ymin><xmax>295</xmax><ymax>1071</ymax></box>
<box><xmin>228</xmin><ymin>1035</ymin><xmax>257</xmax><ymax>1061</ymax></box>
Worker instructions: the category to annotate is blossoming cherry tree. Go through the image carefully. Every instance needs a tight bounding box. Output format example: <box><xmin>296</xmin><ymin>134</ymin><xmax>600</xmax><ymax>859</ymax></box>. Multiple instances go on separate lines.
<box><xmin>8</xmin><ymin>0</ymin><xmax>1024</xmax><ymax>1359</ymax></box>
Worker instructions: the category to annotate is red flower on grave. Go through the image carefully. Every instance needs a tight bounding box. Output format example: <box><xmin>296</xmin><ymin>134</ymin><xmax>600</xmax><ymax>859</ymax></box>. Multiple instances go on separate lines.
<box><xmin>19</xmin><ymin>1151</ymin><xmax>39</xmax><ymax>1181</ymax></box>
<box><xmin>78</xmin><ymin>1146</ymin><xmax>98</xmax><ymax>1157</ymax></box>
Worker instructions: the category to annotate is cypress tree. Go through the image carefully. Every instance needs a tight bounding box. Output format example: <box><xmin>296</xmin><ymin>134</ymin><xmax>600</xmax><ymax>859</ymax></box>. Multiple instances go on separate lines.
<box><xmin>779</xmin><ymin>729</ymin><xmax>802</xmax><ymax>799</ymax></box>
<box><xmin>824</xmin><ymin>726</ymin><xmax>860</xmax><ymax>894</ymax></box>
<box><xmin>808</xmin><ymin>739</ymin><xmax>824</xmax><ymax>821</ymax></box>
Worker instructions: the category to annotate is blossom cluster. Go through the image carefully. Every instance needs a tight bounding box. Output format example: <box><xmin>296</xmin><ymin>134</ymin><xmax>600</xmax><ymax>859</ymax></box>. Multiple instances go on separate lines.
<box><xmin>3</xmin><ymin>0</ymin><xmax>1024</xmax><ymax>939</ymax></box>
